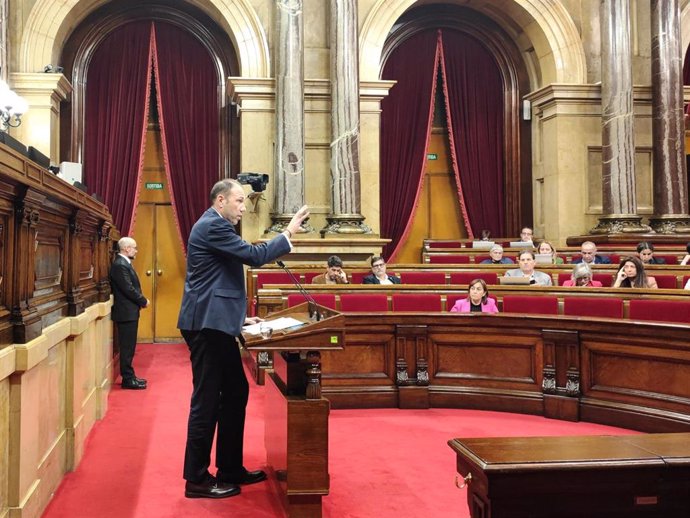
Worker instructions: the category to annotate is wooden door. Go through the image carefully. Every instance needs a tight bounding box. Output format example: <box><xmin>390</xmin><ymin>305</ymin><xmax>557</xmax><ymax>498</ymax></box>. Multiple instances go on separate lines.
<box><xmin>132</xmin><ymin>204</ymin><xmax>184</xmax><ymax>342</ymax></box>
<box><xmin>130</xmin><ymin>123</ymin><xmax>185</xmax><ymax>342</ymax></box>
<box><xmin>394</xmin><ymin>129</ymin><xmax>467</xmax><ymax>263</ymax></box>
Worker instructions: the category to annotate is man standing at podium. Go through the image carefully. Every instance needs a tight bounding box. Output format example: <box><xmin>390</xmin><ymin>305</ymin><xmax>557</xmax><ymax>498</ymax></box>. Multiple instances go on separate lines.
<box><xmin>178</xmin><ymin>178</ymin><xmax>309</xmax><ymax>499</ymax></box>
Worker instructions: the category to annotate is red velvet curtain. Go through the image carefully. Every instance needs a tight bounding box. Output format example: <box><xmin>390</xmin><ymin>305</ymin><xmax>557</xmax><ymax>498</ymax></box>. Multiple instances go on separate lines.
<box><xmin>439</xmin><ymin>29</ymin><xmax>505</xmax><ymax>237</ymax></box>
<box><xmin>83</xmin><ymin>21</ymin><xmax>153</xmax><ymax>235</ymax></box>
<box><xmin>152</xmin><ymin>23</ymin><xmax>219</xmax><ymax>250</ymax></box>
<box><xmin>380</xmin><ymin>31</ymin><xmax>440</xmax><ymax>260</ymax></box>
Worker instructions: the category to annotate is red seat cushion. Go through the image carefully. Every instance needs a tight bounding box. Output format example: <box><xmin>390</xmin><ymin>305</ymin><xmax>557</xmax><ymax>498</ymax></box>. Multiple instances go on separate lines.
<box><xmin>428</xmin><ymin>254</ymin><xmax>470</xmax><ymax>264</ymax></box>
<box><xmin>654</xmin><ymin>254</ymin><xmax>678</xmax><ymax>265</ymax></box>
<box><xmin>400</xmin><ymin>272</ymin><xmax>446</xmax><ymax>284</ymax></box>
<box><xmin>340</xmin><ymin>293</ymin><xmax>389</xmax><ymax>312</ymax></box>
<box><xmin>304</xmin><ymin>272</ymin><xmax>320</xmax><ymax>284</ymax></box>
<box><xmin>653</xmin><ymin>274</ymin><xmax>677</xmax><ymax>289</ymax></box>
<box><xmin>257</xmin><ymin>272</ymin><xmax>293</xmax><ymax>289</ymax></box>
<box><xmin>593</xmin><ymin>273</ymin><xmax>613</xmax><ymax>287</ymax></box>
<box><xmin>449</xmin><ymin>272</ymin><xmax>499</xmax><ymax>286</ymax></box>
<box><xmin>502</xmin><ymin>295</ymin><xmax>559</xmax><ymax>315</ymax></box>
<box><xmin>629</xmin><ymin>300</ymin><xmax>690</xmax><ymax>324</ymax></box>
<box><xmin>563</xmin><ymin>297</ymin><xmax>623</xmax><ymax>319</ymax></box>
<box><xmin>287</xmin><ymin>293</ymin><xmax>337</xmax><ymax>309</ymax></box>
<box><xmin>392</xmin><ymin>293</ymin><xmax>442</xmax><ymax>312</ymax></box>
<box><xmin>349</xmin><ymin>272</ymin><xmax>368</xmax><ymax>284</ymax></box>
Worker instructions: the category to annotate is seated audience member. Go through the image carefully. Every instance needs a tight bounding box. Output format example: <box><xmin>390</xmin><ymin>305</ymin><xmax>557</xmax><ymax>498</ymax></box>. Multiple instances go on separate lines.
<box><xmin>520</xmin><ymin>226</ymin><xmax>534</xmax><ymax>243</ymax></box>
<box><xmin>680</xmin><ymin>243</ymin><xmax>690</xmax><ymax>266</ymax></box>
<box><xmin>636</xmin><ymin>242</ymin><xmax>665</xmax><ymax>264</ymax></box>
<box><xmin>480</xmin><ymin>244</ymin><xmax>514</xmax><ymax>264</ymax></box>
<box><xmin>562</xmin><ymin>263</ymin><xmax>602</xmax><ymax>287</ymax></box>
<box><xmin>613</xmin><ymin>256</ymin><xmax>657</xmax><ymax>289</ymax></box>
<box><xmin>536</xmin><ymin>240</ymin><xmax>564</xmax><ymax>264</ymax></box>
<box><xmin>362</xmin><ymin>256</ymin><xmax>400</xmax><ymax>285</ymax></box>
<box><xmin>504</xmin><ymin>250</ymin><xmax>553</xmax><ymax>286</ymax></box>
<box><xmin>572</xmin><ymin>241</ymin><xmax>611</xmax><ymax>264</ymax></box>
<box><xmin>311</xmin><ymin>255</ymin><xmax>349</xmax><ymax>284</ymax></box>
<box><xmin>450</xmin><ymin>279</ymin><xmax>499</xmax><ymax>313</ymax></box>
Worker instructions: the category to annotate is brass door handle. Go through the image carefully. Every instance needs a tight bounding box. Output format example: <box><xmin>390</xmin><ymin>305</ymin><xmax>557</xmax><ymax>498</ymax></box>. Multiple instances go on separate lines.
<box><xmin>146</xmin><ymin>270</ymin><xmax>152</xmax><ymax>276</ymax></box>
<box><xmin>157</xmin><ymin>269</ymin><xmax>163</xmax><ymax>276</ymax></box>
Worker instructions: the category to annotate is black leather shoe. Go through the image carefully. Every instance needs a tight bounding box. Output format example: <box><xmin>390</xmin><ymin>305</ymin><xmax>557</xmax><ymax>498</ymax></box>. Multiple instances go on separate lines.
<box><xmin>134</xmin><ymin>376</ymin><xmax>147</xmax><ymax>385</ymax></box>
<box><xmin>185</xmin><ymin>476</ymin><xmax>240</xmax><ymax>499</ymax></box>
<box><xmin>121</xmin><ymin>378</ymin><xmax>146</xmax><ymax>390</ymax></box>
<box><xmin>217</xmin><ymin>469</ymin><xmax>267</xmax><ymax>485</ymax></box>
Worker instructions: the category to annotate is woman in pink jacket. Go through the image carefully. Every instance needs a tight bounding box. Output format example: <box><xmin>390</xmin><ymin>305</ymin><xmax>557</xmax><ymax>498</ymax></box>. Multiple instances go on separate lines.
<box><xmin>450</xmin><ymin>279</ymin><xmax>499</xmax><ymax>313</ymax></box>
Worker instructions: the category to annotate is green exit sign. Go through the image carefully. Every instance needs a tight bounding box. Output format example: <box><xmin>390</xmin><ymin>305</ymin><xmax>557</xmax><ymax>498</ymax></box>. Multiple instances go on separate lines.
<box><xmin>146</xmin><ymin>182</ymin><xmax>163</xmax><ymax>190</ymax></box>
<box><xmin>427</xmin><ymin>153</ymin><xmax>438</xmax><ymax>160</ymax></box>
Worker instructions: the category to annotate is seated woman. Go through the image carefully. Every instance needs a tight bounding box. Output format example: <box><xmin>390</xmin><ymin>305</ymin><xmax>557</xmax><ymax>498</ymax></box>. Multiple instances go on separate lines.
<box><xmin>480</xmin><ymin>244</ymin><xmax>514</xmax><ymax>264</ymax></box>
<box><xmin>536</xmin><ymin>240</ymin><xmax>564</xmax><ymax>264</ymax></box>
<box><xmin>562</xmin><ymin>262</ymin><xmax>602</xmax><ymax>287</ymax></box>
<box><xmin>362</xmin><ymin>256</ymin><xmax>400</xmax><ymax>284</ymax></box>
<box><xmin>636</xmin><ymin>242</ymin><xmax>665</xmax><ymax>265</ymax></box>
<box><xmin>504</xmin><ymin>250</ymin><xmax>553</xmax><ymax>286</ymax></box>
<box><xmin>613</xmin><ymin>256</ymin><xmax>658</xmax><ymax>289</ymax></box>
<box><xmin>450</xmin><ymin>279</ymin><xmax>498</xmax><ymax>313</ymax></box>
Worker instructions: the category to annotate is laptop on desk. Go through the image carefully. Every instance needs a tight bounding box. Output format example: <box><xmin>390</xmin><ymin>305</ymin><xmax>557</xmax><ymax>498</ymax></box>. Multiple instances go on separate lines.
<box><xmin>499</xmin><ymin>276</ymin><xmax>533</xmax><ymax>285</ymax></box>
<box><xmin>509</xmin><ymin>241</ymin><xmax>534</xmax><ymax>248</ymax></box>
<box><xmin>534</xmin><ymin>253</ymin><xmax>553</xmax><ymax>264</ymax></box>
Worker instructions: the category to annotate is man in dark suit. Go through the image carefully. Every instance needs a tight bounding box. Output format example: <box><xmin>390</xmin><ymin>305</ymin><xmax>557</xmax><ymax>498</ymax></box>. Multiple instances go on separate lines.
<box><xmin>110</xmin><ymin>237</ymin><xmax>149</xmax><ymax>390</ymax></box>
<box><xmin>362</xmin><ymin>256</ymin><xmax>401</xmax><ymax>284</ymax></box>
<box><xmin>178</xmin><ymin>178</ymin><xmax>309</xmax><ymax>499</ymax></box>
<box><xmin>572</xmin><ymin>241</ymin><xmax>611</xmax><ymax>264</ymax></box>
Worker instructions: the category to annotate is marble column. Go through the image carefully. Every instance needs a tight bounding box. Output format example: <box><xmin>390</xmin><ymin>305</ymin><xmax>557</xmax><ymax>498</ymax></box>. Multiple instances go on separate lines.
<box><xmin>649</xmin><ymin>0</ymin><xmax>690</xmax><ymax>233</ymax></box>
<box><xmin>0</xmin><ymin>0</ymin><xmax>7</xmax><ymax>81</ymax></box>
<box><xmin>321</xmin><ymin>0</ymin><xmax>371</xmax><ymax>235</ymax></box>
<box><xmin>590</xmin><ymin>0</ymin><xmax>649</xmax><ymax>234</ymax></box>
<box><xmin>267</xmin><ymin>0</ymin><xmax>312</xmax><ymax>234</ymax></box>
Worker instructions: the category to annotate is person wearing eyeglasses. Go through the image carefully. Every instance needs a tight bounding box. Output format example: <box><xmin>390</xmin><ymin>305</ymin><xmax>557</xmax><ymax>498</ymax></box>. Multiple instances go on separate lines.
<box><xmin>362</xmin><ymin>256</ymin><xmax>400</xmax><ymax>284</ymax></box>
<box><xmin>110</xmin><ymin>237</ymin><xmax>149</xmax><ymax>390</ymax></box>
<box><xmin>562</xmin><ymin>262</ymin><xmax>602</xmax><ymax>287</ymax></box>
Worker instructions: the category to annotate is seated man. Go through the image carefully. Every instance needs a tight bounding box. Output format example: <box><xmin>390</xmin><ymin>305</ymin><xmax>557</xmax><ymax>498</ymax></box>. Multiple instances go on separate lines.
<box><xmin>311</xmin><ymin>255</ymin><xmax>349</xmax><ymax>284</ymax></box>
<box><xmin>520</xmin><ymin>226</ymin><xmax>534</xmax><ymax>244</ymax></box>
<box><xmin>572</xmin><ymin>241</ymin><xmax>610</xmax><ymax>264</ymax></box>
<box><xmin>363</xmin><ymin>256</ymin><xmax>400</xmax><ymax>284</ymax></box>
<box><xmin>504</xmin><ymin>250</ymin><xmax>553</xmax><ymax>286</ymax></box>
<box><xmin>480</xmin><ymin>244</ymin><xmax>514</xmax><ymax>264</ymax></box>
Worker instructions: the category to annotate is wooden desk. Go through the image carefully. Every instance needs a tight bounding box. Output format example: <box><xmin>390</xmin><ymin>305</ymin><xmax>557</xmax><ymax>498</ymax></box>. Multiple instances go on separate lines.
<box><xmin>448</xmin><ymin>433</ymin><xmax>690</xmax><ymax>518</ymax></box>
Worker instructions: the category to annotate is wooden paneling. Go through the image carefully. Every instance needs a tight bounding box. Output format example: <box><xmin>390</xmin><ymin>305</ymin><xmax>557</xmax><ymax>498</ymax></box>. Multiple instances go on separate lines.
<box><xmin>0</xmin><ymin>143</ymin><xmax>115</xmax><ymax>346</ymax></box>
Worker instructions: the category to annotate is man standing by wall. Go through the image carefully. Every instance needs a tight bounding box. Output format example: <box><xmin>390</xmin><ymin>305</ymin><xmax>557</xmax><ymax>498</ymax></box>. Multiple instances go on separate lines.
<box><xmin>110</xmin><ymin>236</ymin><xmax>149</xmax><ymax>390</ymax></box>
<box><xmin>178</xmin><ymin>179</ymin><xmax>309</xmax><ymax>499</ymax></box>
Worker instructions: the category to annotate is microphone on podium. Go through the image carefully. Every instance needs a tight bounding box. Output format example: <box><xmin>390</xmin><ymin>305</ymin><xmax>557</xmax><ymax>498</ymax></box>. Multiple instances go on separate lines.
<box><xmin>276</xmin><ymin>260</ymin><xmax>322</xmax><ymax>321</ymax></box>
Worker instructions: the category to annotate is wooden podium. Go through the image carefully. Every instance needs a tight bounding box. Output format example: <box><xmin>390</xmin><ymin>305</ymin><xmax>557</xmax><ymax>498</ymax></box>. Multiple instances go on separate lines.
<box><xmin>244</xmin><ymin>302</ymin><xmax>344</xmax><ymax>518</ymax></box>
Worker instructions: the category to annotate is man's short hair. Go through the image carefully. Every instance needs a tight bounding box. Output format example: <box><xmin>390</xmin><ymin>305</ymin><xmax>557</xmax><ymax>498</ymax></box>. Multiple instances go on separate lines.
<box><xmin>370</xmin><ymin>255</ymin><xmax>385</xmax><ymax>266</ymax></box>
<box><xmin>327</xmin><ymin>255</ymin><xmax>343</xmax><ymax>268</ymax></box>
<box><xmin>210</xmin><ymin>179</ymin><xmax>242</xmax><ymax>202</ymax></box>
<box><xmin>581</xmin><ymin>240</ymin><xmax>597</xmax><ymax>250</ymax></box>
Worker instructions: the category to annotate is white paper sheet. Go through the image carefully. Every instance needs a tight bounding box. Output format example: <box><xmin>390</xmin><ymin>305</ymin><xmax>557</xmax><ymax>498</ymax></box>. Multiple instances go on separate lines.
<box><xmin>243</xmin><ymin>316</ymin><xmax>305</xmax><ymax>335</ymax></box>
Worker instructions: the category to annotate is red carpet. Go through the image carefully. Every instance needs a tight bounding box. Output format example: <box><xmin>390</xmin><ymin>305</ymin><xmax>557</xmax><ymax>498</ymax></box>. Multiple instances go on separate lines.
<box><xmin>41</xmin><ymin>343</ymin><xmax>639</xmax><ymax>518</ymax></box>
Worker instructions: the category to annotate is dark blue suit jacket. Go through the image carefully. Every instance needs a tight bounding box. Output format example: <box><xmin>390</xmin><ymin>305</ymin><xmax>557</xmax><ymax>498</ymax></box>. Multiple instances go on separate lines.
<box><xmin>177</xmin><ymin>208</ymin><xmax>291</xmax><ymax>336</ymax></box>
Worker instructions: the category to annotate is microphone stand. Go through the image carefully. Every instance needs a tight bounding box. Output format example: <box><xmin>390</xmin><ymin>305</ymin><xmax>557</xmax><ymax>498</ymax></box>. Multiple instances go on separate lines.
<box><xmin>276</xmin><ymin>260</ymin><xmax>321</xmax><ymax>321</ymax></box>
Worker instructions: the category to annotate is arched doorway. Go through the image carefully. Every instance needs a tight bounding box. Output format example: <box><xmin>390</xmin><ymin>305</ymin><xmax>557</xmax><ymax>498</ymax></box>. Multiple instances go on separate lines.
<box><xmin>379</xmin><ymin>5</ymin><xmax>532</xmax><ymax>260</ymax></box>
<box><xmin>59</xmin><ymin>2</ymin><xmax>239</xmax><ymax>341</ymax></box>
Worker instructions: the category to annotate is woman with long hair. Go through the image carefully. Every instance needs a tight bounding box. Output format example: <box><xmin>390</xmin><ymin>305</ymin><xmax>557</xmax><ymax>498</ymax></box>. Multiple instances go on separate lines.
<box><xmin>613</xmin><ymin>256</ymin><xmax>658</xmax><ymax>289</ymax></box>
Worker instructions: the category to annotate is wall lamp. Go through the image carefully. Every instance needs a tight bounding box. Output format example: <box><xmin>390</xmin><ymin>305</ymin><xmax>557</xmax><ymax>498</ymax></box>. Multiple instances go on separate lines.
<box><xmin>0</xmin><ymin>79</ymin><xmax>28</xmax><ymax>132</ymax></box>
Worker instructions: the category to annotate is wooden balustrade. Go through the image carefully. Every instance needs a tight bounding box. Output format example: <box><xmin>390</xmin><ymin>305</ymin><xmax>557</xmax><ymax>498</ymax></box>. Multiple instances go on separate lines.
<box><xmin>0</xmin><ymin>143</ymin><xmax>116</xmax><ymax>346</ymax></box>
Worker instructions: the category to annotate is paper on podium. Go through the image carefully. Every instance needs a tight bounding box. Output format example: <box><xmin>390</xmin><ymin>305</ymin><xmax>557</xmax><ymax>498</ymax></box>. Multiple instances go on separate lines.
<box><xmin>243</xmin><ymin>316</ymin><xmax>305</xmax><ymax>335</ymax></box>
